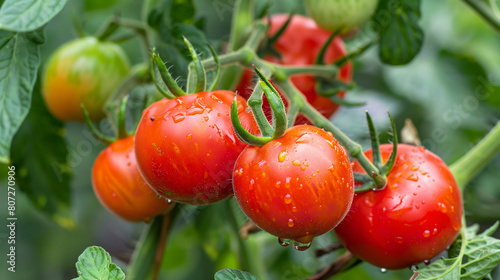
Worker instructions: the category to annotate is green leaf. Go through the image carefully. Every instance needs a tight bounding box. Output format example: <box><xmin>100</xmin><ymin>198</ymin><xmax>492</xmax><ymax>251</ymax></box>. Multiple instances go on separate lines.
<box><xmin>417</xmin><ymin>222</ymin><xmax>500</xmax><ymax>280</ymax></box>
<box><xmin>0</xmin><ymin>30</ymin><xmax>42</xmax><ymax>164</ymax></box>
<box><xmin>214</xmin><ymin>268</ymin><xmax>258</xmax><ymax>280</ymax></box>
<box><xmin>0</xmin><ymin>0</ymin><xmax>67</xmax><ymax>32</ymax></box>
<box><xmin>10</xmin><ymin>82</ymin><xmax>74</xmax><ymax>228</ymax></box>
<box><xmin>376</xmin><ymin>0</ymin><xmax>424</xmax><ymax>65</ymax></box>
<box><xmin>170</xmin><ymin>0</ymin><xmax>195</xmax><ymax>25</ymax></box>
<box><xmin>75</xmin><ymin>246</ymin><xmax>125</xmax><ymax>280</ymax></box>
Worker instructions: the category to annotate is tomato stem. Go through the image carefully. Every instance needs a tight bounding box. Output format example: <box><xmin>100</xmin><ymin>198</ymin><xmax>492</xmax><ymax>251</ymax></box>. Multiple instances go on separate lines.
<box><xmin>450</xmin><ymin>120</ymin><xmax>500</xmax><ymax>190</ymax></box>
<box><xmin>315</xmin><ymin>30</ymin><xmax>341</xmax><ymax>65</ymax></box>
<box><xmin>231</xmin><ymin>94</ymin><xmax>272</xmax><ymax>146</ymax></box>
<box><xmin>206</xmin><ymin>44</ymin><xmax>221</xmax><ymax>91</ymax></box>
<box><xmin>228</xmin><ymin>0</ymin><xmax>255</xmax><ymax>51</ymax></box>
<box><xmin>246</xmin><ymin>67</ymin><xmax>274</xmax><ymax>137</ymax></box>
<box><xmin>80</xmin><ymin>104</ymin><xmax>115</xmax><ymax>146</ymax></box>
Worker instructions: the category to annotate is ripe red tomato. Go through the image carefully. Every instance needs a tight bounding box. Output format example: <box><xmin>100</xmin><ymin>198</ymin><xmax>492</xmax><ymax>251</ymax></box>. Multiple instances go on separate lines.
<box><xmin>42</xmin><ymin>37</ymin><xmax>130</xmax><ymax>122</ymax></box>
<box><xmin>235</xmin><ymin>14</ymin><xmax>352</xmax><ymax>124</ymax></box>
<box><xmin>233</xmin><ymin>125</ymin><xmax>354</xmax><ymax>249</ymax></box>
<box><xmin>92</xmin><ymin>136</ymin><xmax>174</xmax><ymax>222</ymax></box>
<box><xmin>334</xmin><ymin>144</ymin><xmax>463</xmax><ymax>269</ymax></box>
<box><xmin>135</xmin><ymin>91</ymin><xmax>258</xmax><ymax>205</ymax></box>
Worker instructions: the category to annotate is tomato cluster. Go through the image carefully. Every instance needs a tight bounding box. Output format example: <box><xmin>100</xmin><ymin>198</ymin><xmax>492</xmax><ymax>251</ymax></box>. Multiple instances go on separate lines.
<box><xmin>42</xmin><ymin>9</ymin><xmax>464</xmax><ymax>273</ymax></box>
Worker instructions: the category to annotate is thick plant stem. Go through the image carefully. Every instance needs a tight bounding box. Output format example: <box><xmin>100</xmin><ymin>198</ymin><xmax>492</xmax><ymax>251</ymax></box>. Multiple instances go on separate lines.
<box><xmin>127</xmin><ymin>206</ymin><xmax>180</xmax><ymax>280</ymax></box>
<box><xmin>463</xmin><ymin>0</ymin><xmax>500</xmax><ymax>33</ymax></box>
<box><xmin>276</xmin><ymin>80</ymin><xmax>382</xmax><ymax>181</ymax></box>
<box><xmin>228</xmin><ymin>0</ymin><xmax>255</xmax><ymax>51</ymax></box>
<box><xmin>450</xmin><ymin>121</ymin><xmax>500</xmax><ymax>190</ymax></box>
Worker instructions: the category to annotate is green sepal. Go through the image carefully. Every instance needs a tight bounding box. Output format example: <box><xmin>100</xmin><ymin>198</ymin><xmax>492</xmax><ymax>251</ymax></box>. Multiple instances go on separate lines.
<box><xmin>80</xmin><ymin>104</ymin><xmax>115</xmax><ymax>146</ymax></box>
<box><xmin>353</xmin><ymin>172</ymin><xmax>372</xmax><ymax>184</ymax></box>
<box><xmin>231</xmin><ymin>93</ymin><xmax>272</xmax><ymax>146</ymax></box>
<box><xmin>253</xmin><ymin>66</ymin><xmax>287</xmax><ymax>140</ymax></box>
<box><xmin>329</xmin><ymin>95</ymin><xmax>366</xmax><ymax>107</ymax></box>
<box><xmin>183</xmin><ymin>36</ymin><xmax>206</xmax><ymax>93</ymax></box>
<box><xmin>334</xmin><ymin>40</ymin><xmax>376</xmax><ymax>68</ymax></box>
<box><xmin>150</xmin><ymin>50</ymin><xmax>175</xmax><ymax>99</ymax></box>
<box><xmin>314</xmin><ymin>30</ymin><xmax>341</xmax><ymax>65</ymax></box>
<box><xmin>380</xmin><ymin>111</ymin><xmax>398</xmax><ymax>176</ymax></box>
<box><xmin>152</xmin><ymin>52</ymin><xmax>186</xmax><ymax>97</ymax></box>
<box><xmin>96</xmin><ymin>15</ymin><xmax>120</xmax><ymax>41</ymax></box>
<box><xmin>354</xmin><ymin>181</ymin><xmax>375</xmax><ymax>193</ymax></box>
<box><xmin>206</xmin><ymin>43</ymin><xmax>221</xmax><ymax>91</ymax></box>
<box><xmin>366</xmin><ymin>111</ymin><xmax>383</xmax><ymax>171</ymax></box>
<box><xmin>117</xmin><ymin>96</ymin><xmax>130</xmax><ymax>139</ymax></box>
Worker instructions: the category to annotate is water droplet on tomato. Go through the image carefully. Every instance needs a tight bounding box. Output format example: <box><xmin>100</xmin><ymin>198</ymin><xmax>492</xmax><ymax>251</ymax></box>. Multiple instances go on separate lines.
<box><xmin>275</xmin><ymin>181</ymin><xmax>281</xmax><ymax>188</ymax></box>
<box><xmin>415</xmin><ymin>204</ymin><xmax>420</xmax><ymax>209</ymax></box>
<box><xmin>421</xmin><ymin>200</ymin><xmax>426</xmax><ymax>204</ymax></box>
<box><xmin>326</xmin><ymin>140</ymin><xmax>334</xmax><ymax>148</ymax></box>
<box><xmin>203</xmin><ymin>116</ymin><xmax>209</xmax><ymax>122</ymax></box>
<box><xmin>285</xmin><ymin>177</ymin><xmax>291</xmax><ymax>188</ymax></box>
<box><xmin>186</xmin><ymin>133</ymin><xmax>192</xmax><ymax>139</ymax></box>
<box><xmin>326</xmin><ymin>131</ymin><xmax>333</xmax><ymax>138</ymax></box>
<box><xmin>288</xmin><ymin>218</ymin><xmax>294</xmax><ymax>227</ymax></box>
<box><xmin>300</xmin><ymin>165</ymin><xmax>307</xmax><ymax>171</ymax></box>
<box><xmin>245</xmin><ymin>107</ymin><xmax>251</xmax><ymax>113</ymax></box>
<box><xmin>394</xmin><ymin>236</ymin><xmax>404</xmax><ymax>244</ymax></box>
<box><xmin>419</xmin><ymin>146</ymin><xmax>426</xmax><ymax>152</ymax></box>
<box><xmin>433</xmin><ymin>228</ymin><xmax>438</xmax><ymax>235</ymax></box>
<box><xmin>186</xmin><ymin>106</ymin><xmax>204</xmax><ymax>116</ymax></box>
<box><xmin>249</xmin><ymin>179</ymin><xmax>255</xmax><ymax>189</ymax></box>
<box><xmin>419</xmin><ymin>170</ymin><xmax>429</xmax><ymax>176</ymax></box>
<box><xmin>424</xmin><ymin>259</ymin><xmax>431</xmax><ymax>265</ymax></box>
<box><xmin>172</xmin><ymin>113</ymin><xmax>185</xmax><ymax>123</ymax></box>
<box><xmin>292</xmin><ymin>160</ymin><xmax>301</xmax><ymax>166</ymax></box>
<box><xmin>278</xmin><ymin>237</ymin><xmax>290</xmax><ymax>247</ymax></box>
<box><xmin>411</xmin><ymin>165</ymin><xmax>419</xmax><ymax>171</ymax></box>
<box><xmin>448</xmin><ymin>185</ymin><xmax>454</xmax><ymax>193</ymax></box>
<box><xmin>407</xmin><ymin>173</ymin><xmax>418</xmax><ymax>182</ymax></box>
<box><xmin>284</xmin><ymin>194</ymin><xmax>292</xmax><ymax>204</ymax></box>
<box><xmin>217</xmin><ymin>112</ymin><xmax>221</xmax><ymax>117</ymax></box>
<box><xmin>296</xmin><ymin>133</ymin><xmax>313</xmax><ymax>144</ymax></box>
<box><xmin>292</xmin><ymin>206</ymin><xmax>297</xmax><ymax>213</ymax></box>
<box><xmin>423</xmin><ymin>230</ymin><xmax>431</xmax><ymax>238</ymax></box>
<box><xmin>292</xmin><ymin>240</ymin><xmax>312</xmax><ymax>251</ymax></box>
<box><xmin>380</xmin><ymin>268</ymin><xmax>387</xmax><ymax>273</ymax></box>
<box><xmin>278</xmin><ymin>151</ymin><xmax>288</xmax><ymax>162</ymax></box>
<box><xmin>382</xmin><ymin>207</ymin><xmax>386</xmax><ymax>213</ymax></box>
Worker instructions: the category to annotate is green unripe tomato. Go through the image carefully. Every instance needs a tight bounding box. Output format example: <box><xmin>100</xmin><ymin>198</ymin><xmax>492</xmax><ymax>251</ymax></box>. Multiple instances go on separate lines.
<box><xmin>304</xmin><ymin>0</ymin><xmax>379</xmax><ymax>33</ymax></box>
<box><xmin>42</xmin><ymin>37</ymin><xmax>130</xmax><ymax>122</ymax></box>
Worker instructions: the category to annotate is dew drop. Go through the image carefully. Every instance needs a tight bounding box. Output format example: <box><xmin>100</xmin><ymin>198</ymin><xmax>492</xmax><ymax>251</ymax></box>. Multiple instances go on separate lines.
<box><xmin>172</xmin><ymin>113</ymin><xmax>185</xmax><ymax>123</ymax></box>
<box><xmin>249</xmin><ymin>179</ymin><xmax>254</xmax><ymax>190</ymax></box>
<box><xmin>292</xmin><ymin>160</ymin><xmax>301</xmax><ymax>166</ymax></box>
<box><xmin>326</xmin><ymin>140</ymin><xmax>334</xmax><ymax>148</ymax></box>
<box><xmin>278</xmin><ymin>151</ymin><xmax>288</xmax><ymax>163</ymax></box>
<box><xmin>300</xmin><ymin>166</ymin><xmax>307</xmax><ymax>171</ymax></box>
<box><xmin>292</xmin><ymin>240</ymin><xmax>312</xmax><ymax>251</ymax></box>
<box><xmin>288</xmin><ymin>218</ymin><xmax>294</xmax><ymax>227</ymax></box>
<box><xmin>285</xmin><ymin>177</ymin><xmax>291</xmax><ymax>188</ymax></box>
<box><xmin>284</xmin><ymin>194</ymin><xmax>292</xmax><ymax>204</ymax></box>
<box><xmin>419</xmin><ymin>170</ymin><xmax>429</xmax><ymax>176</ymax></box>
<box><xmin>438</xmin><ymin>202</ymin><xmax>447</xmax><ymax>213</ymax></box>
<box><xmin>433</xmin><ymin>228</ymin><xmax>438</xmax><ymax>235</ymax></box>
<box><xmin>424</xmin><ymin>259</ymin><xmax>431</xmax><ymax>265</ymax></box>
<box><xmin>203</xmin><ymin>116</ymin><xmax>209</xmax><ymax>122</ymax></box>
<box><xmin>186</xmin><ymin>133</ymin><xmax>192</xmax><ymax>139</ymax></box>
<box><xmin>380</xmin><ymin>268</ymin><xmax>387</xmax><ymax>273</ymax></box>
<box><xmin>423</xmin><ymin>230</ymin><xmax>431</xmax><ymax>238</ymax></box>
<box><xmin>407</xmin><ymin>173</ymin><xmax>419</xmax><ymax>182</ymax></box>
<box><xmin>448</xmin><ymin>185</ymin><xmax>454</xmax><ymax>194</ymax></box>
<box><xmin>292</xmin><ymin>206</ymin><xmax>297</xmax><ymax>213</ymax></box>
<box><xmin>411</xmin><ymin>165</ymin><xmax>419</xmax><ymax>171</ymax></box>
<box><xmin>278</xmin><ymin>237</ymin><xmax>290</xmax><ymax>247</ymax></box>
<box><xmin>150</xmin><ymin>116</ymin><xmax>155</xmax><ymax>121</ymax></box>
<box><xmin>275</xmin><ymin>181</ymin><xmax>281</xmax><ymax>188</ymax></box>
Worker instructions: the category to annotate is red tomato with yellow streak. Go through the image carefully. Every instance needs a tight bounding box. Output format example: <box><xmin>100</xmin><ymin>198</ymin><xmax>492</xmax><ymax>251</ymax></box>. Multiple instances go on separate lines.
<box><xmin>92</xmin><ymin>136</ymin><xmax>174</xmax><ymax>222</ymax></box>
<box><xmin>236</xmin><ymin>14</ymin><xmax>352</xmax><ymax>124</ymax></box>
<box><xmin>334</xmin><ymin>144</ymin><xmax>463</xmax><ymax>269</ymax></box>
<box><xmin>135</xmin><ymin>91</ymin><xmax>258</xmax><ymax>205</ymax></box>
<box><xmin>233</xmin><ymin>125</ymin><xmax>354</xmax><ymax>249</ymax></box>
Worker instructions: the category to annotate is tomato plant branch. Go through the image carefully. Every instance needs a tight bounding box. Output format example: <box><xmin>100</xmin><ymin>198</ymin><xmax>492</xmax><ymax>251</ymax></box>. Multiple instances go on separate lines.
<box><xmin>450</xmin><ymin>120</ymin><xmax>500</xmax><ymax>190</ymax></box>
<box><xmin>228</xmin><ymin>0</ymin><xmax>255</xmax><ymax>51</ymax></box>
<box><xmin>463</xmin><ymin>0</ymin><xmax>500</xmax><ymax>33</ymax></box>
<box><xmin>306</xmin><ymin>251</ymin><xmax>361</xmax><ymax>280</ymax></box>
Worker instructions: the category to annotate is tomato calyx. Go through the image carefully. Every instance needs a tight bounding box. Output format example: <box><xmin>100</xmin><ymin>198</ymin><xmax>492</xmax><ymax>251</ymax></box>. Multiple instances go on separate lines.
<box><xmin>151</xmin><ymin>38</ymin><xmax>221</xmax><ymax>98</ymax></box>
<box><xmin>231</xmin><ymin>66</ymin><xmax>287</xmax><ymax>146</ymax></box>
<box><xmin>81</xmin><ymin>96</ymin><xmax>132</xmax><ymax>146</ymax></box>
<box><xmin>354</xmin><ymin>111</ymin><xmax>399</xmax><ymax>191</ymax></box>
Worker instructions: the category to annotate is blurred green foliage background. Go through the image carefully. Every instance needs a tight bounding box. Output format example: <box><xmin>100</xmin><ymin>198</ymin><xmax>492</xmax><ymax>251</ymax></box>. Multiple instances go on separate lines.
<box><xmin>1</xmin><ymin>0</ymin><xmax>500</xmax><ymax>279</ymax></box>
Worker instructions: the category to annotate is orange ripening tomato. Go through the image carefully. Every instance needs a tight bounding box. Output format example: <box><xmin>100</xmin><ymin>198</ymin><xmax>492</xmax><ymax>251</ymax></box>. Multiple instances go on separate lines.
<box><xmin>92</xmin><ymin>136</ymin><xmax>174</xmax><ymax>222</ymax></box>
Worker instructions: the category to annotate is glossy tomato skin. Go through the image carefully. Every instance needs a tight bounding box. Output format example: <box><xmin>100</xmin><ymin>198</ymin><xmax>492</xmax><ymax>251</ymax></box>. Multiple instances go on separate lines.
<box><xmin>235</xmin><ymin>14</ymin><xmax>352</xmax><ymax>125</ymax></box>
<box><xmin>42</xmin><ymin>37</ymin><xmax>130</xmax><ymax>122</ymax></box>
<box><xmin>92</xmin><ymin>137</ymin><xmax>174</xmax><ymax>222</ymax></box>
<box><xmin>135</xmin><ymin>91</ymin><xmax>258</xmax><ymax>205</ymax></box>
<box><xmin>304</xmin><ymin>0</ymin><xmax>378</xmax><ymax>33</ymax></box>
<box><xmin>233</xmin><ymin>125</ymin><xmax>354</xmax><ymax>245</ymax></box>
<box><xmin>334</xmin><ymin>144</ymin><xmax>463</xmax><ymax>269</ymax></box>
